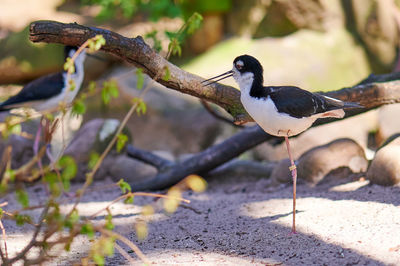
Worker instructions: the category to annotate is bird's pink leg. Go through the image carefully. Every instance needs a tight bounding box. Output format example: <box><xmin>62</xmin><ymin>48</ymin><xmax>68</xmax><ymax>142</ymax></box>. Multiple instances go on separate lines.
<box><xmin>284</xmin><ymin>135</ymin><xmax>297</xmax><ymax>234</ymax></box>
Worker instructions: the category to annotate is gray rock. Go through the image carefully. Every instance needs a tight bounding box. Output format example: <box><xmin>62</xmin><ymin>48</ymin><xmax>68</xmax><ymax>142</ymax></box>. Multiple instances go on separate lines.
<box><xmin>107</xmin><ymin>155</ymin><xmax>157</xmax><ymax>184</ymax></box>
<box><xmin>367</xmin><ymin>135</ymin><xmax>400</xmax><ymax>186</ymax></box>
<box><xmin>269</xmin><ymin>159</ymin><xmax>292</xmax><ymax>186</ymax></box>
<box><xmin>377</xmin><ymin>104</ymin><xmax>400</xmax><ymax>144</ymax></box>
<box><xmin>297</xmin><ymin>138</ymin><xmax>368</xmax><ymax>184</ymax></box>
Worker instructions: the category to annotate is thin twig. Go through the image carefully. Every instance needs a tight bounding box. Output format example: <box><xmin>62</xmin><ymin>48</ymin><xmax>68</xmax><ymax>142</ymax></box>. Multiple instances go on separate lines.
<box><xmin>114</xmin><ymin>243</ymin><xmax>137</xmax><ymax>265</ymax></box>
<box><xmin>0</xmin><ymin>219</ymin><xmax>8</xmax><ymax>260</ymax></box>
<box><xmin>99</xmin><ymin>228</ymin><xmax>151</xmax><ymax>265</ymax></box>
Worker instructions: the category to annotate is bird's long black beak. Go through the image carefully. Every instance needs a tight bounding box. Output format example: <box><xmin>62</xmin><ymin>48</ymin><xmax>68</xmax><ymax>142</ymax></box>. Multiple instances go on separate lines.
<box><xmin>201</xmin><ymin>70</ymin><xmax>233</xmax><ymax>86</ymax></box>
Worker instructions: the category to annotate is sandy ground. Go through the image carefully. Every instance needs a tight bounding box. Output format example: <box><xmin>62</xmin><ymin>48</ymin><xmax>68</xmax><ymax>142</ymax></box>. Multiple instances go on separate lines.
<box><xmin>2</xmin><ymin>174</ymin><xmax>400</xmax><ymax>265</ymax></box>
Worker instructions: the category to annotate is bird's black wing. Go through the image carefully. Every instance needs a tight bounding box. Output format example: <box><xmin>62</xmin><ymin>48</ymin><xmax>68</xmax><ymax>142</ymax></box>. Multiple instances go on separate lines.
<box><xmin>0</xmin><ymin>72</ymin><xmax>64</xmax><ymax>110</ymax></box>
<box><xmin>268</xmin><ymin>86</ymin><xmax>345</xmax><ymax>118</ymax></box>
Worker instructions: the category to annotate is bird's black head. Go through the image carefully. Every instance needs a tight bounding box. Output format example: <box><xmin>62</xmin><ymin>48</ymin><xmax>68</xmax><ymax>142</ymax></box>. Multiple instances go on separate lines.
<box><xmin>232</xmin><ymin>55</ymin><xmax>264</xmax><ymax>88</ymax></box>
<box><xmin>233</xmin><ymin>55</ymin><xmax>263</xmax><ymax>76</ymax></box>
<box><xmin>201</xmin><ymin>54</ymin><xmax>264</xmax><ymax>88</ymax></box>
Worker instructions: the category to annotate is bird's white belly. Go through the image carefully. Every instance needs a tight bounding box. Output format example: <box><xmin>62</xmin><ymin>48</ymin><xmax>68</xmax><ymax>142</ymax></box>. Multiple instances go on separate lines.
<box><xmin>241</xmin><ymin>94</ymin><xmax>316</xmax><ymax>137</ymax></box>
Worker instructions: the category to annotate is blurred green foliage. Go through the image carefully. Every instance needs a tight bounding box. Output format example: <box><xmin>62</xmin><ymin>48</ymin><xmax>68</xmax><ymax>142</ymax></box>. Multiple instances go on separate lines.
<box><xmin>81</xmin><ymin>0</ymin><xmax>231</xmax><ymax>21</ymax></box>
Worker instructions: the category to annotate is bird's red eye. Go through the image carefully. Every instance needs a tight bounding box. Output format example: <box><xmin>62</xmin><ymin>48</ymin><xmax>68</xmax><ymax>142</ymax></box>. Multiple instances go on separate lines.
<box><xmin>236</xmin><ymin>64</ymin><xmax>242</xmax><ymax>70</ymax></box>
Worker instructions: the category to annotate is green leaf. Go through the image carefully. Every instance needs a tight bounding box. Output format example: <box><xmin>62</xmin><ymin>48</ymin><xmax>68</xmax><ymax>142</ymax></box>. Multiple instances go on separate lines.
<box><xmin>117</xmin><ymin>179</ymin><xmax>131</xmax><ymax>194</ymax></box>
<box><xmin>88</xmin><ymin>152</ymin><xmax>100</xmax><ymax>170</ymax></box>
<box><xmin>93</xmin><ymin>253</ymin><xmax>105</xmax><ymax>266</ymax></box>
<box><xmin>81</xmin><ymin>223</ymin><xmax>95</xmax><ymax>239</ymax></box>
<box><xmin>123</xmin><ymin>195</ymin><xmax>134</xmax><ymax>204</ymax></box>
<box><xmin>16</xmin><ymin>189</ymin><xmax>29</xmax><ymax>208</ymax></box>
<box><xmin>102</xmin><ymin>236</ymin><xmax>115</xmax><ymax>256</ymax></box>
<box><xmin>44</xmin><ymin>172</ymin><xmax>61</xmax><ymax>197</ymax></box>
<box><xmin>0</xmin><ymin>208</ymin><xmax>3</xmax><ymax>219</ymax></box>
<box><xmin>116</xmin><ymin>133</ymin><xmax>128</xmax><ymax>153</ymax></box>
<box><xmin>15</xmin><ymin>214</ymin><xmax>31</xmax><ymax>226</ymax></box>
<box><xmin>101</xmin><ymin>80</ymin><xmax>119</xmax><ymax>105</ymax></box>
<box><xmin>64</xmin><ymin>57</ymin><xmax>75</xmax><ymax>74</ymax></box>
<box><xmin>88</xmin><ymin>35</ymin><xmax>106</xmax><ymax>52</ymax></box>
<box><xmin>64</xmin><ymin>209</ymin><xmax>80</xmax><ymax>229</ymax></box>
<box><xmin>162</xmin><ymin>66</ymin><xmax>171</xmax><ymax>81</ymax></box>
<box><xmin>68</xmin><ymin>79</ymin><xmax>76</xmax><ymax>91</ymax></box>
<box><xmin>187</xmin><ymin>12</ymin><xmax>203</xmax><ymax>34</ymax></box>
<box><xmin>131</xmin><ymin>98</ymin><xmax>147</xmax><ymax>116</ymax></box>
<box><xmin>72</xmin><ymin>99</ymin><xmax>86</xmax><ymax>115</ymax></box>
<box><xmin>136</xmin><ymin>68</ymin><xmax>144</xmax><ymax>90</ymax></box>
<box><xmin>168</xmin><ymin>38</ymin><xmax>182</xmax><ymax>56</ymax></box>
<box><xmin>105</xmin><ymin>213</ymin><xmax>114</xmax><ymax>230</ymax></box>
<box><xmin>58</xmin><ymin>156</ymin><xmax>77</xmax><ymax>180</ymax></box>
<box><xmin>88</xmin><ymin>81</ymin><xmax>96</xmax><ymax>93</ymax></box>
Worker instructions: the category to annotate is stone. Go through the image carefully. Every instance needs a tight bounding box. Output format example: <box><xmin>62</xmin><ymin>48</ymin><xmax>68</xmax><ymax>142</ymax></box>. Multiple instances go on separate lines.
<box><xmin>367</xmin><ymin>135</ymin><xmax>400</xmax><ymax>186</ymax></box>
<box><xmin>376</xmin><ymin>104</ymin><xmax>400</xmax><ymax>145</ymax></box>
<box><xmin>107</xmin><ymin>155</ymin><xmax>157</xmax><ymax>184</ymax></box>
<box><xmin>297</xmin><ymin>138</ymin><xmax>368</xmax><ymax>184</ymax></box>
<box><xmin>269</xmin><ymin>159</ymin><xmax>292</xmax><ymax>186</ymax></box>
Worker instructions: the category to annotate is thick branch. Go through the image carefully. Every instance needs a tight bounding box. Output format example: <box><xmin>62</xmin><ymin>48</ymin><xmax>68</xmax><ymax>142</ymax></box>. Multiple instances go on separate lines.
<box><xmin>28</xmin><ymin>21</ymin><xmax>400</xmax><ymax>191</ymax></box>
<box><xmin>29</xmin><ymin>20</ymin><xmax>245</xmax><ymax>120</ymax></box>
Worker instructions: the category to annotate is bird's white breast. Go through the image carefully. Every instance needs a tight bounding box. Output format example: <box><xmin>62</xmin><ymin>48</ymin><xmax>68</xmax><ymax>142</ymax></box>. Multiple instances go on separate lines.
<box><xmin>35</xmin><ymin>52</ymin><xmax>85</xmax><ymax>111</ymax></box>
<box><xmin>235</xmin><ymin>71</ymin><xmax>316</xmax><ymax>137</ymax></box>
<box><xmin>240</xmin><ymin>92</ymin><xmax>315</xmax><ymax>137</ymax></box>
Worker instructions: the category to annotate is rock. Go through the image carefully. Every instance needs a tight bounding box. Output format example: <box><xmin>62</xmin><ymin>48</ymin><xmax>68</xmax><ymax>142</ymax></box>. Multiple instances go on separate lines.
<box><xmin>297</xmin><ymin>138</ymin><xmax>368</xmax><ymax>184</ymax></box>
<box><xmin>367</xmin><ymin>135</ymin><xmax>400</xmax><ymax>186</ymax></box>
<box><xmin>64</xmin><ymin>118</ymin><xmax>131</xmax><ymax>181</ymax></box>
<box><xmin>376</xmin><ymin>104</ymin><xmax>400</xmax><ymax>145</ymax></box>
<box><xmin>269</xmin><ymin>159</ymin><xmax>292</xmax><ymax>186</ymax></box>
<box><xmin>107</xmin><ymin>155</ymin><xmax>157</xmax><ymax>184</ymax></box>
<box><xmin>0</xmin><ymin>134</ymin><xmax>34</xmax><ymax>169</ymax></box>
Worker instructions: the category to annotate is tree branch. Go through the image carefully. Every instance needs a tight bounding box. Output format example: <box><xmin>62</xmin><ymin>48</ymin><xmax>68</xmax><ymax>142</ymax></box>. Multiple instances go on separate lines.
<box><xmin>28</xmin><ymin>20</ymin><xmax>400</xmax><ymax>191</ymax></box>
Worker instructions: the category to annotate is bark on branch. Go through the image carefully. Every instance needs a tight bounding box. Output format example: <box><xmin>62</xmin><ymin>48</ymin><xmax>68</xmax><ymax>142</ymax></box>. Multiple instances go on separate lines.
<box><xmin>29</xmin><ymin>21</ymin><xmax>400</xmax><ymax>190</ymax></box>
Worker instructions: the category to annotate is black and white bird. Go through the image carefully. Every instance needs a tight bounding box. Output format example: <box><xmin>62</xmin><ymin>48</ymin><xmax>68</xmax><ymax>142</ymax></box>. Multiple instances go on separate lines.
<box><xmin>202</xmin><ymin>54</ymin><xmax>361</xmax><ymax>233</ymax></box>
<box><xmin>0</xmin><ymin>46</ymin><xmax>86</xmax><ymax>112</ymax></box>
<box><xmin>0</xmin><ymin>46</ymin><xmax>86</xmax><ymax>164</ymax></box>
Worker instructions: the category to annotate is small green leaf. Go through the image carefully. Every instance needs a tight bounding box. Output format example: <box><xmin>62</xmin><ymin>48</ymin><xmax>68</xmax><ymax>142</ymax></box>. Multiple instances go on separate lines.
<box><xmin>131</xmin><ymin>98</ymin><xmax>147</xmax><ymax>116</ymax></box>
<box><xmin>58</xmin><ymin>156</ymin><xmax>77</xmax><ymax>180</ymax></box>
<box><xmin>88</xmin><ymin>35</ymin><xmax>106</xmax><ymax>52</ymax></box>
<box><xmin>136</xmin><ymin>68</ymin><xmax>144</xmax><ymax>90</ymax></box>
<box><xmin>0</xmin><ymin>208</ymin><xmax>3</xmax><ymax>219</ymax></box>
<box><xmin>81</xmin><ymin>223</ymin><xmax>95</xmax><ymax>239</ymax></box>
<box><xmin>44</xmin><ymin>172</ymin><xmax>61</xmax><ymax>196</ymax></box>
<box><xmin>162</xmin><ymin>66</ymin><xmax>171</xmax><ymax>81</ymax></box>
<box><xmin>72</xmin><ymin>99</ymin><xmax>86</xmax><ymax>115</ymax></box>
<box><xmin>93</xmin><ymin>253</ymin><xmax>105</xmax><ymax>266</ymax></box>
<box><xmin>16</xmin><ymin>189</ymin><xmax>29</xmax><ymax>208</ymax></box>
<box><xmin>102</xmin><ymin>237</ymin><xmax>115</xmax><ymax>256</ymax></box>
<box><xmin>101</xmin><ymin>80</ymin><xmax>119</xmax><ymax>105</ymax></box>
<box><xmin>88</xmin><ymin>81</ymin><xmax>96</xmax><ymax>93</ymax></box>
<box><xmin>124</xmin><ymin>195</ymin><xmax>134</xmax><ymax>204</ymax></box>
<box><xmin>5</xmin><ymin>169</ymin><xmax>15</xmax><ymax>182</ymax></box>
<box><xmin>105</xmin><ymin>213</ymin><xmax>114</xmax><ymax>230</ymax></box>
<box><xmin>64</xmin><ymin>209</ymin><xmax>80</xmax><ymax>229</ymax></box>
<box><xmin>15</xmin><ymin>214</ymin><xmax>31</xmax><ymax>226</ymax></box>
<box><xmin>168</xmin><ymin>38</ymin><xmax>181</xmax><ymax>56</ymax></box>
<box><xmin>88</xmin><ymin>152</ymin><xmax>100</xmax><ymax>170</ymax></box>
<box><xmin>116</xmin><ymin>133</ymin><xmax>128</xmax><ymax>153</ymax></box>
<box><xmin>68</xmin><ymin>79</ymin><xmax>76</xmax><ymax>91</ymax></box>
<box><xmin>187</xmin><ymin>12</ymin><xmax>203</xmax><ymax>34</ymax></box>
<box><xmin>117</xmin><ymin>179</ymin><xmax>131</xmax><ymax>194</ymax></box>
<box><xmin>64</xmin><ymin>57</ymin><xmax>75</xmax><ymax>74</ymax></box>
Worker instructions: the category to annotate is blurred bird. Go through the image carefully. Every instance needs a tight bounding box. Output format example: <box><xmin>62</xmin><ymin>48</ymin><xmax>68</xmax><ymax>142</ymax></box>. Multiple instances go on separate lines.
<box><xmin>202</xmin><ymin>54</ymin><xmax>361</xmax><ymax>233</ymax></box>
<box><xmin>0</xmin><ymin>46</ymin><xmax>86</xmax><ymax>164</ymax></box>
